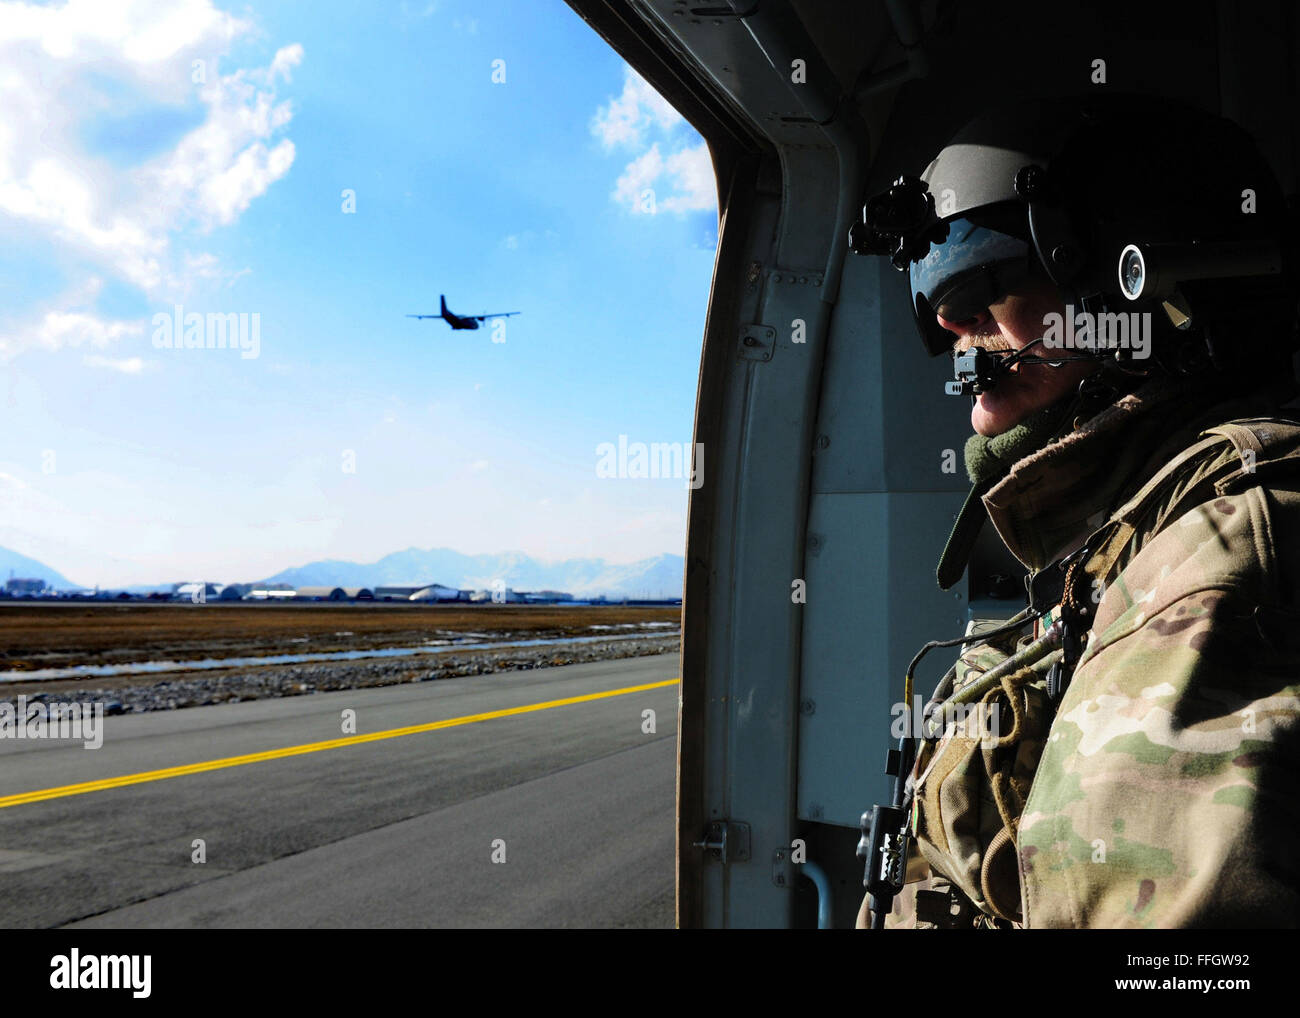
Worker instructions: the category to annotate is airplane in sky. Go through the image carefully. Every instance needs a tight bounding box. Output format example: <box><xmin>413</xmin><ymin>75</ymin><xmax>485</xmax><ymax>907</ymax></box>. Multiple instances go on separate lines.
<box><xmin>406</xmin><ymin>295</ymin><xmax>520</xmax><ymax>331</ymax></box>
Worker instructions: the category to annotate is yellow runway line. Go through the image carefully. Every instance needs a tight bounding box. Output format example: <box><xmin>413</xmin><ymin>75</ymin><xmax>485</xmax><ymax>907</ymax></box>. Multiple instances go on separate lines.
<box><xmin>0</xmin><ymin>678</ymin><xmax>680</xmax><ymax>810</ymax></box>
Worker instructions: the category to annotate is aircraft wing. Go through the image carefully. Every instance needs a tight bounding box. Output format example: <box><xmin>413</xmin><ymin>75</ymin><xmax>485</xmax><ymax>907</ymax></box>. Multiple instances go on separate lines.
<box><xmin>406</xmin><ymin>314</ymin><xmax>440</xmax><ymax>319</ymax></box>
<box><xmin>470</xmin><ymin>312</ymin><xmax>521</xmax><ymax>321</ymax></box>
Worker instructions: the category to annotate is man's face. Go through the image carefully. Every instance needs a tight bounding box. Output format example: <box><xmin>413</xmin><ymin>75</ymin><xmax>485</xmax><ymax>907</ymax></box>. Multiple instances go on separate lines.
<box><xmin>936</xmin><ymin>278</ymin><xmax>1095</xmax><ymax>436</ymax></box>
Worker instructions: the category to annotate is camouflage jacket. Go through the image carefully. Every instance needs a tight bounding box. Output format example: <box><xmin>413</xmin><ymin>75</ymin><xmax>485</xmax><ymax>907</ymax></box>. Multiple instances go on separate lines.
<box><xmin>885</xmin><ymin>379</ymin><xmax>1300</xmax><ymax>928</ymax></box>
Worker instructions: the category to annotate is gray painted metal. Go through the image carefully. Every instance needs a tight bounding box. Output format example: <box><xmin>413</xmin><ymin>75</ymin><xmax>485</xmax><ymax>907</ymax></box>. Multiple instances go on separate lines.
<box><xmin>627</xmin><ymin>0</ymin><xmax>867</xmax><ymax>927</ymax></box>
<box><xmin>798</xmin><ymin>252</ymin><xmax>970</xmax><ymax>827</ymax></box>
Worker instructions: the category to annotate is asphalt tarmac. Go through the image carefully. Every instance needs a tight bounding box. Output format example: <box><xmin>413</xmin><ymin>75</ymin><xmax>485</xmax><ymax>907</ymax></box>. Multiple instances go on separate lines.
<box><xmin>0</xmin><ymin>654</ymin><xmax>678</xmax><ymax>928</ymax></box>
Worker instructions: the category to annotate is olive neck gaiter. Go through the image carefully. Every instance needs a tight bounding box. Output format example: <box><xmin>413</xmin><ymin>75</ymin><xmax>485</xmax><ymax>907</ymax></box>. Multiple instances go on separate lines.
<box><xmin>963</xmin><ymin>394</ymin><xmax>1085</xmax><ymax>486</ymax></box>
<box><xmin>935</xmin><ymin>392</ymin><xmax>1086</xmax><ymax>590</ymax></box>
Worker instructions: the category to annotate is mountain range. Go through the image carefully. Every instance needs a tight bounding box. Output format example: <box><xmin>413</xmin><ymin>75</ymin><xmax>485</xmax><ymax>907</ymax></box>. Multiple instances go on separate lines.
<box><xmin>0</xmin><ymin>546</ymin><xmax>78</xmax><ymax>589</ymax></box>
<box><xmin>0</xmin><ymin>545</ymin><xmax>684</xmax><ymax>600</ymax></box>
<box><xmin>260</xmin><ymin>548</ymin><xmax>684</xmax><ymax>600</ymax></box>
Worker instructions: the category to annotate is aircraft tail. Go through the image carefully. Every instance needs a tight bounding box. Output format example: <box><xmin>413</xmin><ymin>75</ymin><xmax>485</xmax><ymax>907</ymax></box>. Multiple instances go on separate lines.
<box><xmin>440</xmin><ymin>294</ymin><xmax>448</xmax><ymax>317</ymax></box>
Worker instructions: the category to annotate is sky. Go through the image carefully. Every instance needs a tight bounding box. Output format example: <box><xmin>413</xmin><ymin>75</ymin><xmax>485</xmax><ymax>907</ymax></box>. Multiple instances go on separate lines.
<box><xmin>0</xmin><ymin>0</ymin><xmax>718</xmax><ymax>588</ymax></box>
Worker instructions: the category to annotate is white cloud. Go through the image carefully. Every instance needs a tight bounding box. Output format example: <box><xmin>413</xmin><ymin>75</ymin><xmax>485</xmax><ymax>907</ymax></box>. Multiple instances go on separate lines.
<box><xmin>0</xmin><ymin>277</ymin><xmax>143</xmax><ymax>363</ymax></box>
<box><xmin>660</xmin><ymin>144</ymin><xmax>715</xmax><ymax>212</ymax></box>
<box><xmin>594</xmin><ymin>66</ymin><xmax>713</xmax><ymax>216</ymax></box>
<box><xmin>183</xmin><ymin>250</ymin><xmax>249</xmax><ymax>288</ymax></box>
<box><xmin>613</xmin><ymin>141</ymin><xmax>714</xmax><ymax>215</ymax></box>
<box><xmin>613</xmin><ymin>144</ymin><xmax>664</xmax><ymax>210</ymax></box>
<box><xmin>1</xmin><ymin>309</ymin><xmax>144</xmax><ymax>362</ymax></box>
<box><xmin>591</xmin><ymin>67</ymin><xmax>681</xmax><ymax>149</ymax></box>
<box><xmin>145</xmin><ymin>42</ymin><xmax>302</xmax><ymax>233</ymax></box>
<box><xmin>0</xmin><ymin>0</ymin><xmax>246</xmax><ymax>69</ymax></box>
<box><xmin>269</xmin><ymin>42</ymin><xmax>303</xmax><ymax>81</ymax></box>
<box><xmin>31</xmin><ymin>311</ymin><xmax>143</xmax><ymax>352</ymax></box>
<box><xmin>82</xmin><ymin>354</ymin><xmax>146</xmax><ymax>373</ymax></box>
<box><xmin>0</xmin><ymin>1</ymin><xmax>301</xmax><ymax>310</ymax></box>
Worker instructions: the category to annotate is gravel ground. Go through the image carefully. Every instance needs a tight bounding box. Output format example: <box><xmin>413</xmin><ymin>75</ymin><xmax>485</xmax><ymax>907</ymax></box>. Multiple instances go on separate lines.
<box><xmin>0</xmin><ymin>634</ymin><xmax>680</xmax><ymax>715</ymax></box>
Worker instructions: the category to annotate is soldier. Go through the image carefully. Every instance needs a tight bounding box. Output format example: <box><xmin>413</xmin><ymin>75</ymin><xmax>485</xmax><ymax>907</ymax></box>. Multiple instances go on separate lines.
<box><xmin>851</xmin><ymin>96</ymin><xmax>1300</xmax><ymax>928</ymax></box>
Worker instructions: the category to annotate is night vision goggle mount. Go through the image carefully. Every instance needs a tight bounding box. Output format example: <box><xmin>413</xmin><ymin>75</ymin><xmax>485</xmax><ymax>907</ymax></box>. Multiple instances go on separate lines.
<box><xmin>848</xmin><ymin>174</ymin><xmax>942</xmax><ymax>269</ymax></box>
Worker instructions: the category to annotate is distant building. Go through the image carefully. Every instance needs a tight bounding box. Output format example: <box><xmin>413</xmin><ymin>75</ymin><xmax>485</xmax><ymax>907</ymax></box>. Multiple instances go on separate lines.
<box><xmin>374</xmin><ymin>585</ymin><xmax>425</xmax><ymax>601</ymax></box>
<box><xmin>295</xmin><ymin>586</ymin><xmax>340</xmax><ymax>601</ymax></box>
<box><xmin>407</xmin><ymin>584</ymin><xmax>468</xmax><ymax>602</ymax></box>
<box><xmin>520</xmin><ymin>590</ymin><xmax>574</xmax><ymax>604</ymax></box>
<box><xmin>295</xmin><ymin>586</ymin><xmax>373</xmax><ymax>601</ymax></box>
<box><xmin>470</xmin><ymin>587</ymin><xmax>526</xmax><ymax>603</ymax></box>
<box><xmin>173</xmin><ymin>582</ymin><xmax>222</xmax><ymax>602</ymax></box>
<box><xmin>4</xmin><ymin>578</ymin><xmax>47</xmax><ymax>595</ymax></box>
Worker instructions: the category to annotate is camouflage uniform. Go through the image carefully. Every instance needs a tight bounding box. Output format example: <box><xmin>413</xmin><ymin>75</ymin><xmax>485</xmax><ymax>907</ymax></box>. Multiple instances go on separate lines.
<box><xmin>867</xmin><ymin>377</ymin><xmax>1300</xmax><ymax>928</ymax></box>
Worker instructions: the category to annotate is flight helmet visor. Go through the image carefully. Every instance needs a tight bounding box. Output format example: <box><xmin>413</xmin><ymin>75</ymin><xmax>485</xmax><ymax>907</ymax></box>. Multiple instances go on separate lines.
<box><xmin>908</xmin><ymin>209</ymin><xmax>1041</xmax><ymax>356</ymax></box>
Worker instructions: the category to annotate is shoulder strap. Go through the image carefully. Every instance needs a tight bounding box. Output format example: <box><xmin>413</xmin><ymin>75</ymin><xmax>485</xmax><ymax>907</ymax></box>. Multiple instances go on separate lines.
<box><xmin>1082</xmin><ymin>416</ymin><xmax>1300</xmax><ymax>587</ymax></box>
<box><xmin>1032</xmin><ymin>416</ymin><xmax>1300</xmax><ymax>692</ymax></box>
<box><xmin>1207</xmin><ymin>417</ymin><xmax>1300</xmax><ymax>495</ymax></box>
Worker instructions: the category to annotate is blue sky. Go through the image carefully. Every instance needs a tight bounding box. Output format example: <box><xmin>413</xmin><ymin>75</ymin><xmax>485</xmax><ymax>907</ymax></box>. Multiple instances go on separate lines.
<box><xmin>0</xmin><ymin>0</ymin><xmax>717</xmax><ymax>587</ymax></box>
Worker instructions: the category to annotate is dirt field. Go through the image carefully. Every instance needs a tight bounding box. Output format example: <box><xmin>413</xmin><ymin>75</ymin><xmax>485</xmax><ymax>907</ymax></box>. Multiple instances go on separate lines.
<box><xmin>0</xmin><ymin>603</ymin><xmax>682</xmax><ymax>673</ymax></box>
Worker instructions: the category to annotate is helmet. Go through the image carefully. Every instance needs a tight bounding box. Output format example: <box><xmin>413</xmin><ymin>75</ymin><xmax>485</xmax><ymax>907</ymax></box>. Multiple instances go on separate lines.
<box><xmin>850</xmin><ymin>95</ymin><xmax>1296</xmax><ymax>388</ymax></box>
